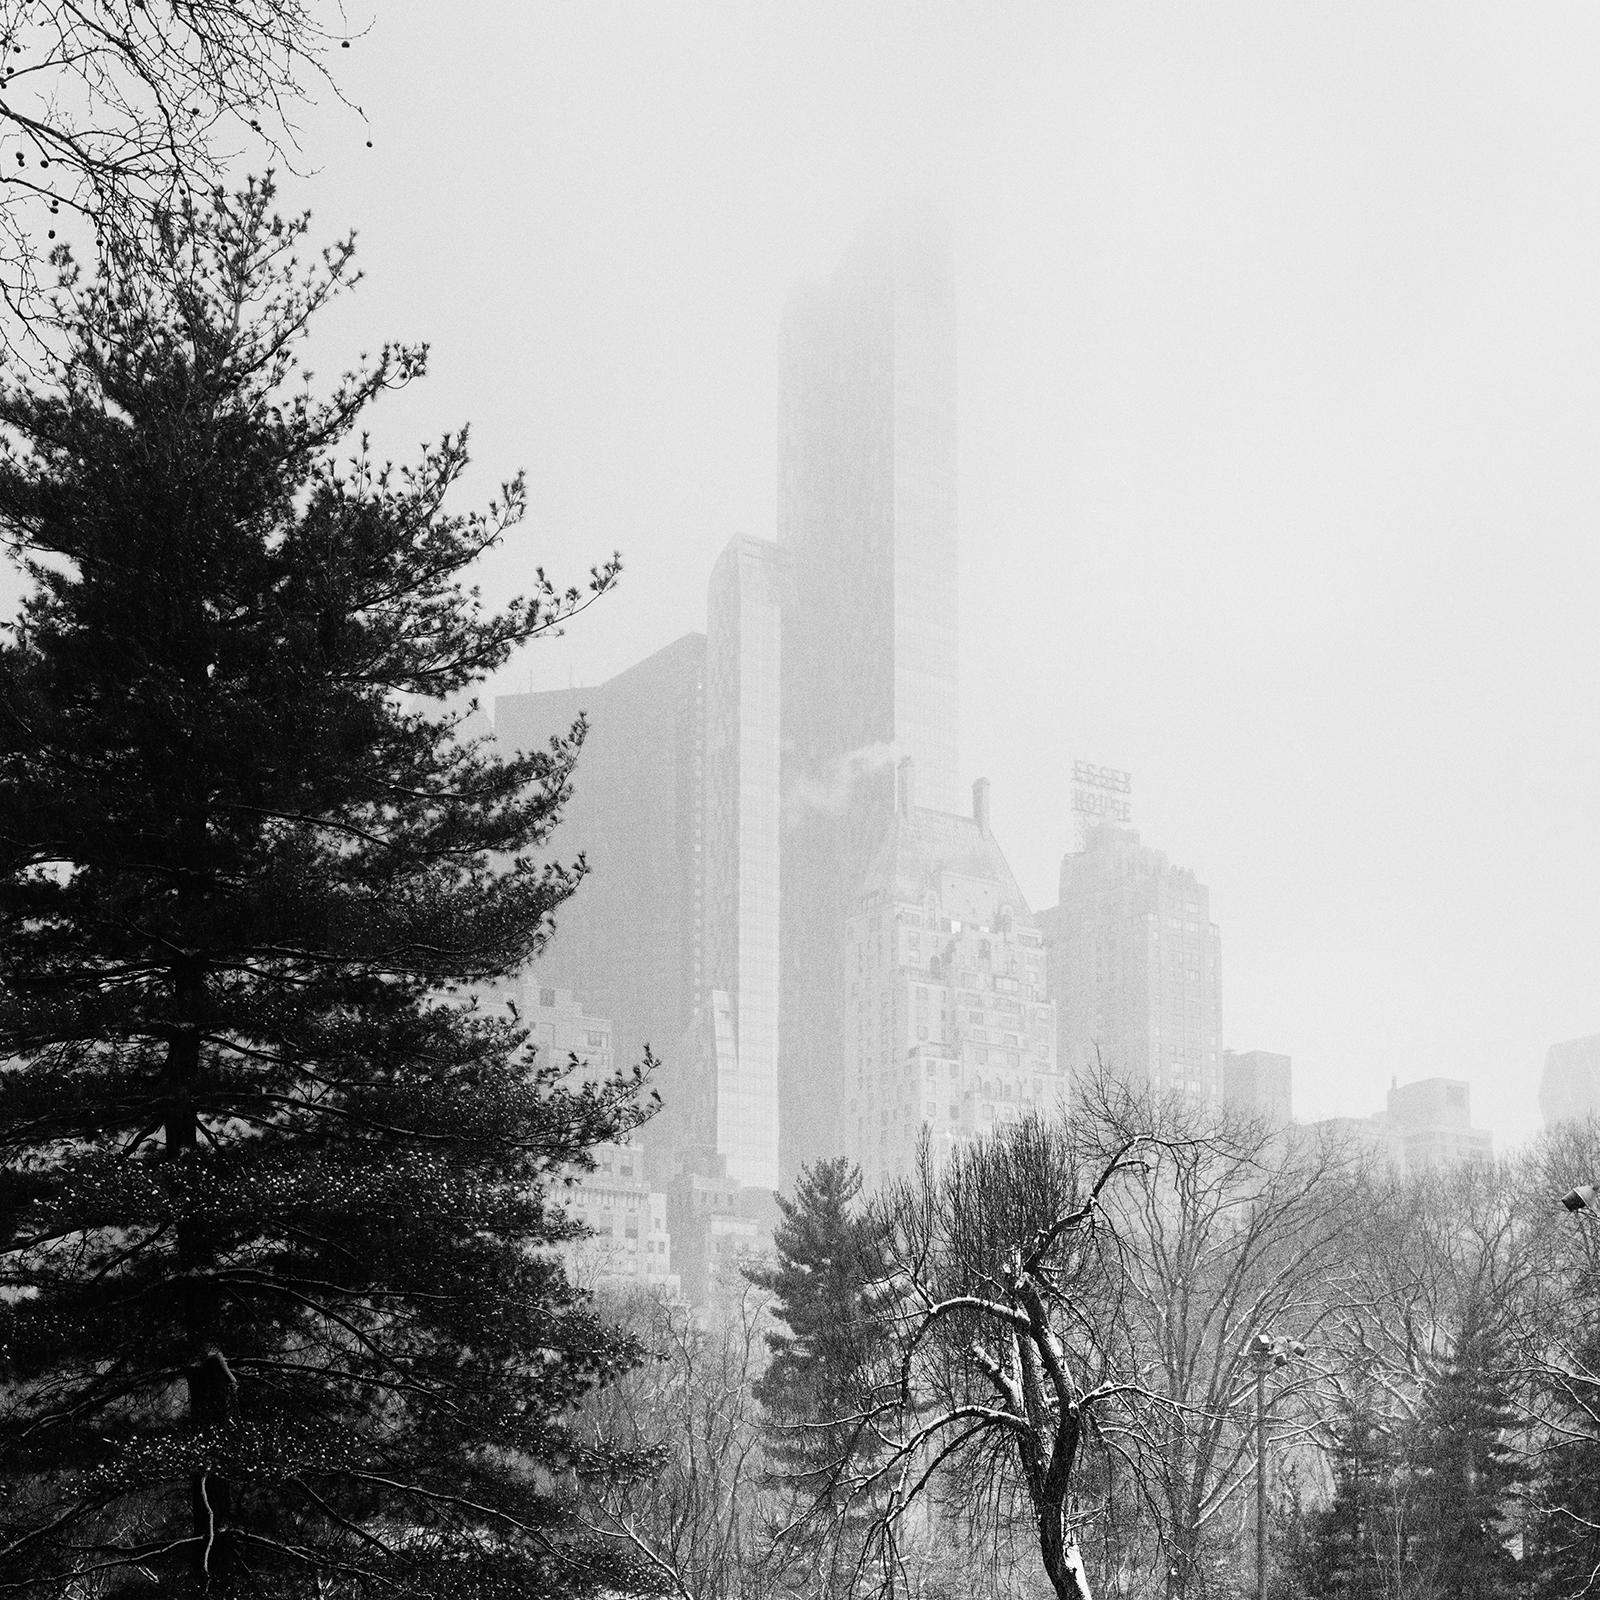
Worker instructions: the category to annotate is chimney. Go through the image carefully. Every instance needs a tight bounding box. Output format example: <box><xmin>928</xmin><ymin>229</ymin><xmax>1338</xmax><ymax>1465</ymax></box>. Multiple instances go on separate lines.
<box><xmin>897</xmin><ymin>757</ymin><xmax>916</xmax><ymax>818</ymax></box>
<box><xmin>973</xmin><ymin>777</ymin><xmax>991</xmax><ymax>834</ymax></box>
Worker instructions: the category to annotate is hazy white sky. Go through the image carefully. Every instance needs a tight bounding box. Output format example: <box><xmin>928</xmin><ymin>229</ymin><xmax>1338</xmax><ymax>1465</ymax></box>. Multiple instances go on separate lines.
<box><xmin>43</xmin><ymin>4</ymin><xmax>1600</xmax><ymax>1146</ymax></box>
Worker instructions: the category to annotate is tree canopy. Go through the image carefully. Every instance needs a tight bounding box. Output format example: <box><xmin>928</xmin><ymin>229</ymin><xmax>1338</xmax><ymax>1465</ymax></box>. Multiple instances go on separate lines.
<box><xmin>0</xmin><ymin>0</ymin><xmax>348</xmax><ymax>332</ymax></box>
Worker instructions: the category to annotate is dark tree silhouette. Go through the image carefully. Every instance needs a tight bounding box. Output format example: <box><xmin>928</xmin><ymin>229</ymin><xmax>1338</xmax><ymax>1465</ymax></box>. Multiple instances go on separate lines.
<box><xmin>751</xmin><ymin>1160</ymin><xmax>886</xmax><ymax>1477</ymax></box>
<box><xmin>1402</xmin><ymin>1316</ymin><xmax>1530</xmax><ymax>1598</ymax></box>
<box><xmin>0</xmin><ymin>181</ymin><xmax>655</xmax><ymax>1598</ymax></box>
<box><xmin>1295</xmin><ymin>1393</ymin><xmax>1395</xmax><ymax>1600</ymax></box>
<box><xmin>746</xmin><ymin>1157</ymin><xmax>891</xmax><ymax>1595</ymax></box>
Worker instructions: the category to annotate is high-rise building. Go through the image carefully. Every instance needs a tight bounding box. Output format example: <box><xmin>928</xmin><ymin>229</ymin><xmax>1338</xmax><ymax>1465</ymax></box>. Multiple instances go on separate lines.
<box><xmin>1039</xmin><ymin>826</ymin><xmax>1224</xmax><ymax>1106</ymax></box>
<box><xmin>1382</xmin><ymin>1077</ymin><xmax>1493</xmax><ymax>1171</ymax></box>
<box><xmin>493</xmin><ymin>632</ymin><xmax>706</xmax><ymax>1173</ymax></box>
<box><xmin>1223</xmin><ymin>1050</ymin><xmax>1293</xmax><ymax>1126</ymax></box>
<box><xmin>700</xmin><ymin>535</ymin><xmax>786</xmax><ymax>1191</ymax></box>
<box><xmin>778</xmin><ymin>212</ymin><xmax>961</xmax><ymax>1178</ymax></box>
<box><xmin>841</xmin><ymin>767</ymin><xmax>1060</xmax><ymax>1190</ymax></box>
<box><xmin>493</xmin><ymin>217</ymin><xmax>968</xmax><ymax>1198</ymax></box>
<box><xmin>1540</xmin><ymin>1034</ymin><xmax>1600</xmax><ymax>1128</ymax></box>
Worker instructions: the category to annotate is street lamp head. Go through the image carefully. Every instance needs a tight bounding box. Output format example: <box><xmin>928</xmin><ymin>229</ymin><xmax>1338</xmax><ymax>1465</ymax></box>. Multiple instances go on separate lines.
<box><xmin>1562</xmin><ymin>1184</ymin><xmax>1598</xmax><ymax>1213</ymax></box>
<box><xmin>1249</xmin><ymin>1330</ymin><xmax>1306</xmax><ymax>1366</ymax></box>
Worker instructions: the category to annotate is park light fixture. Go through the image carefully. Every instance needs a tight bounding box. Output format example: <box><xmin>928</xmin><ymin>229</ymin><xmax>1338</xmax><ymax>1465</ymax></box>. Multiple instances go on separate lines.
<box><xmin>1248</xmin><ymin>1330</ymin><xmax>1307</xmax><ymax>1600</ymax></box>
<box><xmin>1562</xmin><ymin>1184</ymin><xmax>1597</xmax><ymax>1213</ymax></box>
<box><xmin>1250</xmin><ymin>1331</ymin><xmax>1307</xmax><ymax>1367</ymax></box>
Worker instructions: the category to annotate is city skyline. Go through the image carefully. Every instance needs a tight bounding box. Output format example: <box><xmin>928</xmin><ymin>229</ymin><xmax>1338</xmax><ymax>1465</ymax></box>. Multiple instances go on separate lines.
<box><xmin>483</xmin><ymin>197</ymin><xmax>1563</xmax><ymax>1172</ymax></box>
<box><xmin>36</xmin><ymin>3</ymin><xmax>1587</xmax><ymax>1151</ymax></box>
<box><xmin>484</xmin><ymin>215</ymin><xmax>1516</xmax><ymax>1194</ymax></box>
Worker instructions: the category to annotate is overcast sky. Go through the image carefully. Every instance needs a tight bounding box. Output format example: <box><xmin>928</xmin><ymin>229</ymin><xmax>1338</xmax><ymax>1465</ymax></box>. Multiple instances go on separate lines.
<box><xmin>63</xmin><ymin>5</ymin><xmax>1600</xmax><ymax>1145</ymax></box>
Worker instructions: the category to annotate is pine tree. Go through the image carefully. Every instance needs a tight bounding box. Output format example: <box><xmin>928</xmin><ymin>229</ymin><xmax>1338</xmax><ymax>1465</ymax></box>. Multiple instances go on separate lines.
<box><xmin>1297</xmin><ymin>1400</ymin><xmax>1395</xmax><ymax>1599</ymax></box>
<box><xmin>0</xmin><ymin>182</ymin><xmax>656</xmax><ymax>1597</ymax></box>
<box><xmin>748</xmin><ymin>1158</ymin><xmax>888</xmax><ymax>1501</ymax></box>
<box><xmin>1403</xmin><ymin>1318</ymin><xmax>1530</xmax><ymax>1598</ymax></box>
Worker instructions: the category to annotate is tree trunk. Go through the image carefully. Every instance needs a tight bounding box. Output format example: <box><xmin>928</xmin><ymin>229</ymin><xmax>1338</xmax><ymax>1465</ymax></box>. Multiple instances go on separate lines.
<box><xmin>1041</xmin><ymin>1503</ymin><xmax>1094</xmax><ymax>1600</ymax></box>
<box><xmin>168</xmin><ymin>964</ymin><xmax>235</xmax><ymax>1582</ymax></box>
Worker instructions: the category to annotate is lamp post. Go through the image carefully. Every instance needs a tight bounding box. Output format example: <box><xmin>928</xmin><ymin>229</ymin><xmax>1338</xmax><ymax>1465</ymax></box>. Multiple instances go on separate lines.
<box><xmin>1248</xmin><ymin>1331</ymin><xmax>1306</xmax><ymax>1600</ymax></box>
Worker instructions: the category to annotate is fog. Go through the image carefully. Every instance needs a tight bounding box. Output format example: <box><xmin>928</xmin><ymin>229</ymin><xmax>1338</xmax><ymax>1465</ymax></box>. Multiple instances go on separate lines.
<box><xmin>40</xmin><ymin>3</ymin><xmax>1600</xmax><ymax>1145</ymax></box>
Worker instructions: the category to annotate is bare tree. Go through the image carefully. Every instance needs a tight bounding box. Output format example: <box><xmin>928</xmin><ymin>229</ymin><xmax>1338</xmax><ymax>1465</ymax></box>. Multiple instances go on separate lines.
<box><xmin>1502</xmin><ymin>1119</ymin><xmax>1600</xmax><ymax>1594</ymax></box>
<box><xmin>799</xmin><ymin>1114</ymin><xmax>1166</xmax><ymax>1600</ymax></box>
<box><xmin>1097</xmin><ymin>1088</ymin><xmax>1364</xmax><ymax>1596</ymax></box>
<box><xmin>575</xmin><ymin>1281</ymin><xmax>785</xmax><ymax>1600</ymax></box>
<box><xmin>1304</xmin><ymin>1153</ymin><xmax>1549</xmax><ymax>1597</ymax></box>
<box><xmin>0</xmin><ymin>0</ymin><xmax>350</xmax><ymax>332</ymax></box>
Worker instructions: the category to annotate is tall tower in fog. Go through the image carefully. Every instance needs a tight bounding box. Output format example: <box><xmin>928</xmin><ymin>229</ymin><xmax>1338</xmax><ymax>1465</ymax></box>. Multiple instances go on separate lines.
<box><xmin>778</xmin><ymin>213</ymin><xmax>961</xmax><ymax>1177</ymax></box>
<box><xmin>778</xmin><ymin>212</ymin><xmax>960</xmax><ymax>813</ymax></box>
<box><xmin>700</xmin><ymin>535</ymin><xmax>785</xmax><ymax>1190</ymax></box>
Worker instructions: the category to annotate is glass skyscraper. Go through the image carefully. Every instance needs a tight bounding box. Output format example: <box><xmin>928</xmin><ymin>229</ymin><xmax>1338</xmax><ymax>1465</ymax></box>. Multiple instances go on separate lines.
<box><xmin>778</xmin><ymin>212</ymin><xmax>962</xmax><ymax>1178</ymax></box>
<box><xmin>493</xmin><ymin>633</ymin><xmax>706</xmax><ymax>1176</ymax></box>
<box><xmin>702</xmin><ymin>535</ymin><xmax>785</xmax><ymax>1190</ymax></box>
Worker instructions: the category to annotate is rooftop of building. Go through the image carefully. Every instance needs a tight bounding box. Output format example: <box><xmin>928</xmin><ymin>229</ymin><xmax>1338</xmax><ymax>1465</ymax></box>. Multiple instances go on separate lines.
<box><xmin>1547</xmin><ymin>1032</ymin><xmax>1600</xmax><ymax>1064</ymax></box>
<box><xmin>1055</xmin><ymin>823</ymin><xmax>1209</xmax><ymax>898</ymax></box>
<box><xmin>856</xmin><ymin>768</ymin><xmax>1032</xmax><ymax>925</ymax></box>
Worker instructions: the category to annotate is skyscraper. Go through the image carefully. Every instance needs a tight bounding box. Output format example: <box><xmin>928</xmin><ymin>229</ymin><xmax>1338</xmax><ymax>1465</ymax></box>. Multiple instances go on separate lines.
<box><xmin>493</xmin><ymin>539</ymin><xmax>789</xmax><ymax>1205</ymax></box>
<box><xmin>1039</xmin><ymin>825</ymin><xmax>1224</xmax><ymax>1106</ymax></box>
<box><xmin>778</xmin><ymin>212</ymin><xmax>961</xmax><ymax>1177</ymax></box>
<box><xmin>496</xmin><ymin>216</ymin><xmax>967</xmax><ymax>1200</ymax></box>
<box><xmin>700</xmin><ymin>535</ymin><xmax>786</xmax><ymax>1191</ymax></box>
<box><xmin>493</xmin><ymin>632</ymin><xmax>706</xmax><ymax>1172</ymax></box>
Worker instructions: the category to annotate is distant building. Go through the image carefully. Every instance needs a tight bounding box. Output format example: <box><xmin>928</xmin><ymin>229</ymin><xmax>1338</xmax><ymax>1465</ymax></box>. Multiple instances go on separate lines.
<box><xmin>563</xmin><ymin>1139</ymin><xmax>678</xmax><ymax>1296</ymax></box>
<box><xmin>1388</xmin><ymin>1081</ymin><xmax>1497</xmax><ymax>1171</ymax></box>
<box><xmin>471</xmin><ymin>981</ymin><xmax>678</xmax><ymax>1295</ymax></box>
<box><xmin>1308</xmin><ymin>1078</ymin><xmax>1493</xmax><ymax>1175</ymax></box>
<box><xmin>1223</xmin><ymin>1050</ymin><xmax>1293</xmax><ymax>1126</ymax></box>
<box><xmin>1383</xmin><ymin>1077</ymin><xmax>1493</xmax><ymax>1172</ymax></box>
<box><xmin>1039</xmin><ymin>826</ymin><xmax>1224</xmax><ymax>1107</ymax></box>
<box><xmin>778</xmin><ymin>212</ymin><xmax>961</xmax><ymax>1181</ymax></box>
<box><xmin>840</xmin><ymin>767</ymin><xmax>1061</xmax><ymax>1190</ymax></box>
<box><xmin>666</xmin><ymin>1155</ymin><xmax>779</xmax><ymax>1307</ymax></box>
<box><xmin>778</xmin><ymin>210</ymin><xmax>960</xmax><ymax>814</ymax></box>
<box><xmin>493</xmin><ymin>632</ymin><xmax>706</xmax><ymax>1178</ymax></box>
<box><xmin>1540</xmin><ymin>1034</ymin><xmax>1600</xmax><ymax>1128</ymax></box>
<box><xmin>494</xmin><ymin>217</ymin><xmax>980</xmax><ymax>1209</ymax></box>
